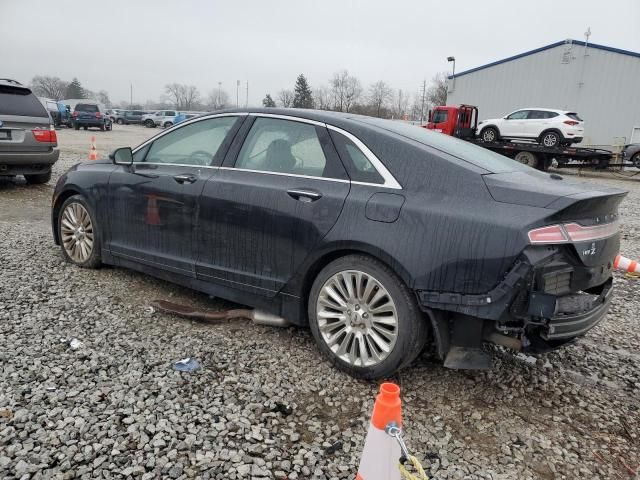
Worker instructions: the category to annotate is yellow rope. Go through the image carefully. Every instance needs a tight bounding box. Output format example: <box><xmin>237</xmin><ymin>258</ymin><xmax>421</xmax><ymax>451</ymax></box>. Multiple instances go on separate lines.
<box><xmin>625</xmin><ymin>272</ymin><xmax>640</xmax><ymax>280</ymax></box>
<box><xmin>398</xmin><ymin>455</ymin><xmax>429</xmax><ymax>480</ymax></box>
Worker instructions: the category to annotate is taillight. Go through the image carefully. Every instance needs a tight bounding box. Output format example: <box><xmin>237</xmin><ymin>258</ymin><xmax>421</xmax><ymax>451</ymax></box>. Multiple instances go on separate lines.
<box><xmin>72</xmin><ymin>111</ymin><xmax>79</xmax><ymax>117</ymax></box>
<box><xmin>32</xmin><ymin>127</ymin><xmax>57</xmax><ymax>143</ymax></box>
<box><xmin>563</xmin><ymin>120</ymin><xmax>579</xmax><ymax>126</ymax></box>
<box><xmin>528</xmin><ymin>221</ymin><xmax>619</xmax><ymax>244</ymax></box>
<box><xmin>95</xmin><ymin>112</ymin><xmax>102</xmax><ymax>118</ymax></box>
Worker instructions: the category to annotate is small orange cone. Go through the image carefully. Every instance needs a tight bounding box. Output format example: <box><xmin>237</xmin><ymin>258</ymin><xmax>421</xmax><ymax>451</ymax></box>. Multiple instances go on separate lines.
<box><xmin>88</xmin><ymin>136</ymin><xmax>98</xmax><ymax>160</ymax></box>
<box><xmin>356</xmin><ymin>383</ymin><xmax>403</xmax><ymax>480</ymax></box>
<box><xmin>145</xmin><ymin>194</ymin><xmax>162</xmax><ymax>225</ymax></box>
<box><xmin>614</xmin><ymin>254</ymin><xmax>639</xmax><ymax>273</ymax></box>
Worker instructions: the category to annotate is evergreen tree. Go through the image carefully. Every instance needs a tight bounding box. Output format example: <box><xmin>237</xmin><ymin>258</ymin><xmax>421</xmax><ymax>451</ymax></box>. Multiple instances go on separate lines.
<box><xmin>262</xmin><ymin>93</ymin><xmax>276</xmax><ymax>107</ymax></box>
<box><xmin>65</xmin><ymin>78</ymin><xmax>85</xmax><ymax>99</ymax></box>
<box><xmin>292</xmin><ymin>74</ymin><xmax>313</xmax><ymax>108</ymax></box>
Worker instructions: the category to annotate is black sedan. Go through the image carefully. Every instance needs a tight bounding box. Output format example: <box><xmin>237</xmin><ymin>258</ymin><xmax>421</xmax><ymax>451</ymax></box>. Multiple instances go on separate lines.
<box><xmin>51</xmin><ymin>109</ymin><xmax>626</xmax><ymax>379</ymax></box>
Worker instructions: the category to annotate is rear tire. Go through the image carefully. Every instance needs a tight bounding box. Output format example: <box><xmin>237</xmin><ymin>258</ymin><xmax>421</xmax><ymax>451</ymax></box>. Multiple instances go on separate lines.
<box><xmin>632</xmin><ymin>153</ymin><xmax>640</xmax><ymax>168</ymax></box>
<box><xmin>74</xmin><ymin>123</ymin><xmax>80</xmax><ymax>130</ymax></box>
<box><xmin>116</xmin><ymin>118</ymin><xmax>124</xmax><ymax>125</ymax></box>
<box><xmin>100</xmin><ymin>124</ymin><xmax>105</xmax><ymax>131</ymax></box>
<box><xmin>308</xmin><ymin>254</ymin><xmax>428</xmax><ymax>379</ymax></box>
<box><xmin>24</xmin><ymin>169</ymin><xmax>52</xmax><ymax>185</ymax></box>
<box><xmin>514</xmin><ymin>151</ymin><xmax>539</xmax><ymax>168</ymax></box>
<box><xmin>481</xmin><ymin>127</ymin><xmax>499</xmax><ymax>143</ymax></box>
<box><xmin>57</xmin><ymin>195</ymin><xmax>102</xmax><ymax>269</ymax></box>
<box><xmin>83</xmin><ymin>126</ymin><xmax>88</xmax><ymax>130</ymax></box>
<box><xmin>540</xmin><ymin>131</ymin><xmax>561</xmax><ymax>148</ymax></box>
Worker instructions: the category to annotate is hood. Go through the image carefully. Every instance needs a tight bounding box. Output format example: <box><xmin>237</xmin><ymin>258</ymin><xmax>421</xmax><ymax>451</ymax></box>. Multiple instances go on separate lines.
<box><xmin>482</xmin><ymin>171</ymin><xmax>626</xmax><ymax>208</ymax></box>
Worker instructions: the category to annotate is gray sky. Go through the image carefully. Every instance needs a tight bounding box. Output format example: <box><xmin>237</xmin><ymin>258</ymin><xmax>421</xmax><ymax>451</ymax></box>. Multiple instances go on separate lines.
<box><xmin>2</xmin><ymin>0</ymin><xmax>639</xmax><ymax>106</ymax></box>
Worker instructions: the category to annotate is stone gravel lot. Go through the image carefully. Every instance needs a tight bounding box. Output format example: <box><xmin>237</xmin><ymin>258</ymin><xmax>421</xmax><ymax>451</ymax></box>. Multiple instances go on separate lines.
<box><xmin>1</xmin><ymin>126</ymin><xmax>639</xmax><ymax>479</ymax></box>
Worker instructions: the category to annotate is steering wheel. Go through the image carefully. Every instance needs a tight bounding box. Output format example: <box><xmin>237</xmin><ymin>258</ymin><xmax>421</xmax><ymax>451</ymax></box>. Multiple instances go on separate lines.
<box><xmin>189</xmin><ymin>150</ymin><xmax>212</xmax><ymax>166</ymax></box>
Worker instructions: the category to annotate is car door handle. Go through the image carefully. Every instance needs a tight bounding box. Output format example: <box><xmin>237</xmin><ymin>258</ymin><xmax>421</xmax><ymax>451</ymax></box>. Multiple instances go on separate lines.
<box><xmin>287</xmin><ymin>189</ymin><xmax>323</xmax><ymax>202</ymax></box>
<box><xmin>173</xmin><ymin>174</ymin><xmax>197</xmax><ymax>184</ymax></box>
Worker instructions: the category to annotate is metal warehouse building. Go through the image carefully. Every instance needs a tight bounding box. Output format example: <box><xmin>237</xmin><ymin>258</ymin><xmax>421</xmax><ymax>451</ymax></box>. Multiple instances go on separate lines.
<box><xmin>446</xmin><ymin>39</ymin><xmax>640</xmax><ymax>147</ymax></box>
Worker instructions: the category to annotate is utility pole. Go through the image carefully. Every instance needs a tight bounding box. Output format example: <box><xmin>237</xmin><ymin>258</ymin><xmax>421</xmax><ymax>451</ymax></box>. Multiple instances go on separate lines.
<box><xmin>130</xmin><ymin>84</ymin><xmax>133</xmax><ymax>108</ymax></box>
<box><xmin>236</xmin><ymin>80</ymin><xmax>240</xmax><ymax>107</ymax></box>
<box><xmin>245</xmin><ymin>81</ymin><xmax>249</xmax><ymax>108</ymax></box>
<box><xmin>217</xmin><ymin>82</ymin><xmax>222</xmax><ymax>108</ymax></box>
<box><xmin>420</xmin><ymin>79</ymin><xmax>427</xmax><ymax>123</ymax></box>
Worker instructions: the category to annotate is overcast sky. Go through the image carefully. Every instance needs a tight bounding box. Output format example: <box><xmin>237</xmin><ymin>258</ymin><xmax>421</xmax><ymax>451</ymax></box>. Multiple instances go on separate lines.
<box><xmin>2</xmin><ymin>0</ymin><xmax>639</xmax><ymax>106</ymax></box>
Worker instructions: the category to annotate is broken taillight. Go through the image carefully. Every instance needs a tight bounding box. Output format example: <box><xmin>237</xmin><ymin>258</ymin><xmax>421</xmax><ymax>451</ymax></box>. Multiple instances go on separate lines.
<box><xmin>528</xmin><ymin>221</ymin><xmax>619</xmax><ymax>244</ymax></box>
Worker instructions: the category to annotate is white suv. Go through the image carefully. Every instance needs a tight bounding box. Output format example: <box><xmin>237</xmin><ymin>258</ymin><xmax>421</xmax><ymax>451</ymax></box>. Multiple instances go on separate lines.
<box><xmin>477</xmin><ymin>108</ymin><xmax>584</xmax><ymax>147</ymax></box>
<box><xmin>142</xmin><ymin>110</ymin><xmax>179</xmax><ymax>128</ymax></box>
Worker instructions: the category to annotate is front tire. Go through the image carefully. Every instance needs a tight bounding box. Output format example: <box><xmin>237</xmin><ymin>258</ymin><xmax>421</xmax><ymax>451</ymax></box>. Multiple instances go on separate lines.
<box><xmin>24</xmin><ymin>169</ymin><xmax>52</xmax><ymax>185</ymax></box>
<box><xmin>632</xmin><ymin>153</ymin><xmax>640</xmax><ymax>168</ymax></box>
<box><xmin>116</xmin><ymin>118</ymin><xmax>124</xmax><ymax>125</ymax></box>
<box><xmin>308</xmin><ymin>254</ymin><xmax>428</xmax><ymax>379</ymax></box>
<box><xmin>481</xmin><ymin>127</ymin><xmax>499</xmax><ymax>143</ymax></box>
<box><xmin>58</xmin><ymin>195</ymin><xmax>102</xmax><ymax>268</ymax></box>
<box><xmin>163</xmin><ymin>122</ymin><xmax>173</xmax><ymax>128</ymax></box>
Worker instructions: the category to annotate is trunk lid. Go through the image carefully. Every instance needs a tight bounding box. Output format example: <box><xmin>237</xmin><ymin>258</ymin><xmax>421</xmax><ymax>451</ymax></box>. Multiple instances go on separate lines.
<box><xmin>0</xmin><ymin>83</ymin><xmax>51</xmax><ymax>153</ymax></box>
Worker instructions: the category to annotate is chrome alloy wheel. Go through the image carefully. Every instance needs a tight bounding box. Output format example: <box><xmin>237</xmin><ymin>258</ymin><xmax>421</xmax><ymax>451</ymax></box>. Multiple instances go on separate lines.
<box><xmin>542</xmin><ymin>133</ymin><xmax>558</xmax><ymax>147</ymax></box>
<box><xmin>316</xmin><ymin>270</ymin><xmax>399</xmax><ymax>367</ymax></box>
<box><xmin>60</xmin><ymin>202</ymin><xmax>94</xmax><ymax>263</ymax></box>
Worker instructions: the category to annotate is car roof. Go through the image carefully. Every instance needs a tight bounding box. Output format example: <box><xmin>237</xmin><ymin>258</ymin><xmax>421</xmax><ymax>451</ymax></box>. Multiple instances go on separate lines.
<box><xmin>512</xmin><ymin>107</ymin><xmax>574</xmax><ymax>113</ymax></box>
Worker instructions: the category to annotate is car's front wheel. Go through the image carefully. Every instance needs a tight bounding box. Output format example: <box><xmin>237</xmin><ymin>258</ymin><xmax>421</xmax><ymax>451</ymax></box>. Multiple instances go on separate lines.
<box><xmin>481</xmin><ymin>127</ymin><xmax>499</xmax><ymax>143</ymax></box>
<box><xmin>308</xmin><ymin>254</ymin><xmax>428</xmax><ymax>379</ymax></box>
<box><xmin>631</xmin><ymin>153</ymin><xmax>640</xmax><ymax>168</ymax></box>
<box><xmin>116</xmin><ymin>118</ymin><xmax>124</xmax><ymax>125</ymax></box>
<box><xmin>58</xmin><ymin>195</ymin><xmax>101</xmax><ymax>268</ymax></box>
<box><xmin>164</xmin><ymin>121</ymin><xmax>173</xmax><ymax>128</ymax></box>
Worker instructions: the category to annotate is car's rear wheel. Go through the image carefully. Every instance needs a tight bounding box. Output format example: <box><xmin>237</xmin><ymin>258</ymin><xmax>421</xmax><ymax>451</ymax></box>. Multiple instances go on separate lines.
<box><xmin>58</xmin><ymin>195</ymin><xmax>101</xmax><ymax>268</ymax></box>
<box><xmin>164</xmin><ymin>121</ymin><xmax>173</xmax><ymax>128</ymax></box>
<box><xmin>632</xmin><ymin>153</ymin><xmax>640</xmax><ymax>168</ymax></box>
<box><xmin>100</xmin><ymin>124</ymin><xmax>105</xmax><ymax>131</ymax></box>
<box><xmin>116</xmin><ymin>118</ymin><xmax>124</xmax><ymax>125</ymax></box>
<box><xmin>481</xmin><ymin>127</ymin><xmax>499</xmax><ymax>143</ymax></box>
<box><xmin>308</xmin><ymin>254</ymin><xmax>428</xmax><ymax>379</ymax></box>
<box><xmin>24</xmin><ymin>169</ymin><xmax>52</xmax><ymax>185</ymax></box>
<box><xmin>541</xmin><ymin>131</ymin><xmax>561</xmax><ymax>147</ymax></box>
<box><xmin>74</xmin><ymin>123</ymin><xmax>80</xmax><ymax>130</ymax></box>
<box><xmin>514</xmin><ymin>151</ymin><xmax>539</xmax><ymax>168</ymax></box>
<box><xmin>83</xmin><ymin>126</ymin><xmax>88</xmax><ymax>130</ymax></box>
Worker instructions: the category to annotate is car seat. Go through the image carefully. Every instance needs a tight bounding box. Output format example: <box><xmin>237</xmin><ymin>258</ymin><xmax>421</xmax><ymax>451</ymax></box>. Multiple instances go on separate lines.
<box><xmin>264</xmin><ymin>139</ymin><xmax>297</xmax><ymax>173</ymax></box>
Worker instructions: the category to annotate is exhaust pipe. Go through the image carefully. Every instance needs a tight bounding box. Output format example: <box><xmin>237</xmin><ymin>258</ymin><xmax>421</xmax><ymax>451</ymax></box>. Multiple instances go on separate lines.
<box><xmin>484</xmin><ymin>331</ymin><xmax>522</xmax><ymax>351</ymax></box>
<box><xmin>149</xmin><ymin>299</ymin><xmax>290</xmax><ymax>327</ymax></box>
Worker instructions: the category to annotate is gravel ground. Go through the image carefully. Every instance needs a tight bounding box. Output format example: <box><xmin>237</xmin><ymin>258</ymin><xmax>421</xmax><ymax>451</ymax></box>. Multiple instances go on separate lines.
<box><xmin>0</xmin><ymin>126</ymin><xmax>639</xmax><ymax>479</ymax></box>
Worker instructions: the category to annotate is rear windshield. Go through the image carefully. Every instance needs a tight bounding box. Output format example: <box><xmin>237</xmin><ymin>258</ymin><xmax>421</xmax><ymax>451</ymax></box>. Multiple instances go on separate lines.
<box><xmin>566</xmin><ymin>112</ymin><xmax>583</xmax><ymax>121</ymax></box>
<box><xmin>76</xmin><ymin>104</ymin><xmax>99</xmax><ymax>113</ymax></box>
<box><xmin>0</xmin><ymin>85</ymin><xmax>48</xmax><ymax>117</ymax></box>
<box><xmin>355</xmin><ymin>118</ymin><xmax>531</xmax><ymax>174</ymax></box>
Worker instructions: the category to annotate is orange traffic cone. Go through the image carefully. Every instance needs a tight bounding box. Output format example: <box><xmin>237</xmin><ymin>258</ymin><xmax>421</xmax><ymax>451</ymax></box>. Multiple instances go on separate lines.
<box><xmin>145</xmin><ymin>194</ymin><xmax>162</xmax><ymax>226</ymax></box>
<box><xmin>356</xmin><ymin>383</ymin><xmax>403</xmax><ymax>480</ymax></box>
<box><xmin>88</xmin><ymin>136</ymin><xmax>98</xmax><ymax>160</ymax></box>
<box><xmin>614</xmin><ymin>254</ymin><xmax>639</xmax><ymax>274</ymax></box>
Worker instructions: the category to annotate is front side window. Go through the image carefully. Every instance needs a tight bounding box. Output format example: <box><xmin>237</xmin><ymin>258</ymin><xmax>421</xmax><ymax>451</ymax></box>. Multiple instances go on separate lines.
<box><xmin>506</xmin><ymin>110</ymin><xmax>529</xmax><ymax>120</ymax></box>
<box><xmin>235</xmin><ymin>117</ymin><xmax>330</xmax><ymax>178</ymax></box>
<box><xmin>431</xmin><ymin>110</ymin><xmax>448</xmax><ymax>124</ymax></box>
<box><xmin>166</xmin><ymin>111</ymin><xmax>176</xmax><ymax>116</ymax></box>
<box><xmin>143</xmin><ymin>116</ymin><xmax>237</xmax><ymax>166</ymax></box>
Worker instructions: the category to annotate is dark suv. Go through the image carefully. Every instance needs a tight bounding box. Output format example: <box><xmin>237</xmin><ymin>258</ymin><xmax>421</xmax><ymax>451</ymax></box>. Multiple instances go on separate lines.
<box><xmin>0</xmin><ymin>79</ymin><xmax>59</xmax><ymax>184</ymax></box>
<box><xmin>72</xmin><ymin>103</ymin><xmax>113</xmax><ymax>131</ymax></box>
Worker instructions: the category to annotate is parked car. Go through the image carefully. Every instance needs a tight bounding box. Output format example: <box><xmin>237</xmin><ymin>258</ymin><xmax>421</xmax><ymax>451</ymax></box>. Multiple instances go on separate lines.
<box><xmin>477</xmin><ymin>108</ymin><xmax>585</xmax><ymax>147</ymax></box>
<box><xmin>0</xmin><ymin>78</ymin><xmax>59</xmax><ymax>184</ymax></box>
<box><xmin>51</xmin><ymin>109</ymin><xmax>626</xmax><ymax>379</ymax></box>
<box><xmin>106</xmin><ymin>109</ymin><xmax>123</xmax><ymax>122</ymax></box>
<box><xmin>173</xmin><ymin>112</ymin><xmax>201</xmax><ymax>125</ymax></box>
<box><xmin>142</xmin><ymin>110</ymin><xmax>176</xmax><ymax>128</ymax></box>
<box><xmin>71</xmin><ymin>103</ymin><xmax>112</xmax><ymax>131</ymax></box>
<box><xmin>621</xmin><ymin>143</ymin><xmax>640</xmax><ymax>168</ymax></box>
<box><xmin>117</xmin><ymin>110</ymin><xmax>148</xmax><ymax>125</ymax></box>
<box><xmin>39</xmin><ymin>98</ymin><xmax>68</xmax><ymax>128</ymax></box>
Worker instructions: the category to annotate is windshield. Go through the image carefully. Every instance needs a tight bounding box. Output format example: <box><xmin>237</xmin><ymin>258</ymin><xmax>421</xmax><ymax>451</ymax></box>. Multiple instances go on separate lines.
<box><xmin>354</xmin><ymin>118</ymin><xmax>532</xmax><ymax>174</ymax></box>
<box><xmin>431</xmin><ymin>110</ymin><xmax>448</xmax><ymax>124</ymax></box>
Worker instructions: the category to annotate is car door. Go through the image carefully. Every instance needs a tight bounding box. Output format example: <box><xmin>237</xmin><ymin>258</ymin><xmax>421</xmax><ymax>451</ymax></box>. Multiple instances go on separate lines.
<box><xmin>502</xmin><ymin>110</ymin><xmax>529</xmax><ymax>137</ymax></box>
<box><xmin>195</xmin><ymin>115</ymin><xmax>350</xmax><ymax>295</ymax></box>
<box><xmin>106</xmin><ymin>115</ymin><xmax>242</xmax><ymax>275</ymax></box>
<box><xmin>525</xmin><ymin>110</ymin><xmax>549</xmax><ymax>137</ymax></box>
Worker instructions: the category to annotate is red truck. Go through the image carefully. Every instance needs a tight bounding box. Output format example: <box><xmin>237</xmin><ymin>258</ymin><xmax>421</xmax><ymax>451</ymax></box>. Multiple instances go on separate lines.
<box><xmin>424</xmin><ymin>104</ymin><xmax>612</xmax><ymax>170</ymax></box>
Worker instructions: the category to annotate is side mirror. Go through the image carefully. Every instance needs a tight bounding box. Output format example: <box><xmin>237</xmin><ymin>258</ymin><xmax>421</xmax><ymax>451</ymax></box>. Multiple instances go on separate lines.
<box><xmin>111</xmin><ymin>147</ymin><xmax>133</xmax><ymax>165</ymax></box>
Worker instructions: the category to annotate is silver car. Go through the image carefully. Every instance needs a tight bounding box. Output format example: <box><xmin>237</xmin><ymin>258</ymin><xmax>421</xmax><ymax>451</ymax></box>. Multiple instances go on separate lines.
<box><xmin>0</xmin><ymin>79</ymin><xmax>59</xmax><ymax>184</ymax></box>
<box><xmin>621</xmin><ymin>143</ymin><xmax>640</xmax><ymax>168</ymax></box>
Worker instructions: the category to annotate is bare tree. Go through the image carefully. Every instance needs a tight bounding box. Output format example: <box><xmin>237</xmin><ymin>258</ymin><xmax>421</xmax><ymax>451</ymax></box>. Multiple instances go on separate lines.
<box><xmin>367</xmin><ymin>81</ymin><xmax>393</xmax><ymax>117</ymax></box>
<box><xmin>393</xmin><ymin>89</ymin><xmax>410</xmax><ymax>119</ymax></box>
<box><xmin>207</xmin><ymin>88</ymin><xmax>230</xmax><ymax>110</ymax></box>
<box><xmin>313</xmin><ymin>86</ymin><xmax>332</xmax><ymax>110</ymax></box>
<box><xmin>427</xmin><ymin>72</ymin><xmax>448</xmax><ymax>107</ymax></box>
<box><xmin>97</xmin><ymin>90</ymin><xmax>111</xmax><ymax>107</ymax></box>
<box><xmin>182</xmin><ymin>85</ymin><xmax>200</xmax><ymax>110</ymax></box>
<box><xmin>164</xmin><ymin>83</ymin><xmax>185</xmax><ymax>108</ymax></box>
<box><xmin>330</xmin><ymin>70</ymin><xmax>362</xmax><ymax>112</ymax></box>
<box><xmin>30</xmin><ymin>76</ymin><xmax>68</xmax><ymax>100</ymax></box>
<box><xmin>278</xmin><ymin>89</ymin><xmax>294</xmax><ymax>108</ymax></box>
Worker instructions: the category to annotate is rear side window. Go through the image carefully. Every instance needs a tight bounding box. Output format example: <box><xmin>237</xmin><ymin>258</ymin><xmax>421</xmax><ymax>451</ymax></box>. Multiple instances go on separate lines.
<box><xmin>235</xmin><ymin>117</ymin><xmax>334</xmax><ymax>178</ymax></box>
<box><xmin>330</xmin><ymin>130</ymin><xmax>384</xmax><ymax>184</ymax></box>
<box><xmin>566</xmin><ymin>112</ymin><xmax>583</xmax><ymax>121</ymax></box>
<box><xmin>166</xmin><ymin>111</ymin><xmax>176</xmax><ymax>116</ymax></box>
<box><xmin>0</xmin><ymin>86</ymin><xmax>48</xmax><ymax>117</ymax></box>
<box><xmin>76</xmin><ymin>104</ymin><xmax>99</xmax><ymax>113</ymax></box>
